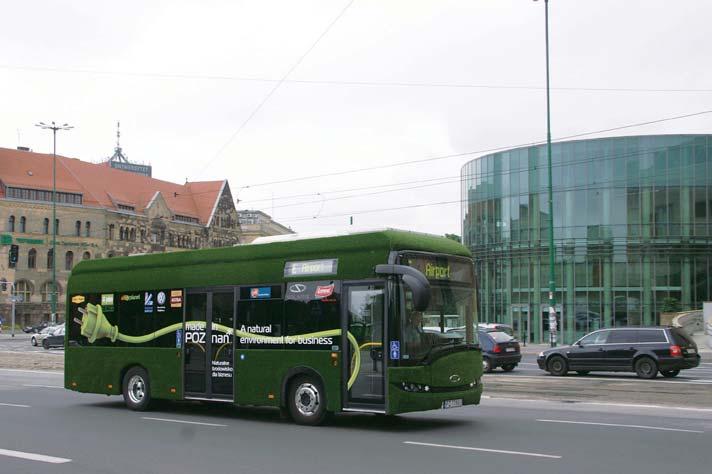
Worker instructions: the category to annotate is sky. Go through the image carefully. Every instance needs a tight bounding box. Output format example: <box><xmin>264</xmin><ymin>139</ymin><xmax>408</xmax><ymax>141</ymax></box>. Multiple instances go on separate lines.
<box><xmin>1</xmin><ymin>0</ymin><xmax>711</xmax><ymax>237</ymax></box>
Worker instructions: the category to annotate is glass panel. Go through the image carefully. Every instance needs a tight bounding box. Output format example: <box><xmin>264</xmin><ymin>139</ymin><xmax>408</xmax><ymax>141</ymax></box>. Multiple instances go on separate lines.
<box><xmin>211</xmin><ymin>292</ymin><xmax>234</xmax><ymax>397</ymax></box>
<box><xmin>184</xmin><ymin>293</ymin><xmax>207</xmax><ymax>394</ymax></box>
<box><xmin>347</xmin><ymin>285</ymin><xmax>384</xmax><ymax>404</ymax></box>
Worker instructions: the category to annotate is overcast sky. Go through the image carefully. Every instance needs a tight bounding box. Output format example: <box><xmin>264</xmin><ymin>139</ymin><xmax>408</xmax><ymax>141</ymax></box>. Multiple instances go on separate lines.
<box><xmin>2</xmin><ymin>0</ymin><xmax>711</xmax><ymax>237</ymax></box>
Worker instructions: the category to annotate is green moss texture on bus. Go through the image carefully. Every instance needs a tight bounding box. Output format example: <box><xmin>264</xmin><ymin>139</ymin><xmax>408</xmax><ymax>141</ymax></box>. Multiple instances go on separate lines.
<box><xmin>387</xmin><ymin>350</ymin><xmax>483</xmax><ymax>414</ymax></box>
<box><xmin>65</xmin><ymin>347</ymin><xmax>183</xmax><ymax>398</ymax></box>
<box><xmin>66</xmin><ymin>230</ymin><xmax>470</xmax><ymax>294</ymax></box>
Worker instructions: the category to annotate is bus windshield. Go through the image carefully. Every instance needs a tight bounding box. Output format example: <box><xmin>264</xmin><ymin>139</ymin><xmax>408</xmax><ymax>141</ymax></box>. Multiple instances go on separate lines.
<box><xmin>399</xmin><ymin>253</ymin><xmax>477</xmax><ymax>363</ymax></box>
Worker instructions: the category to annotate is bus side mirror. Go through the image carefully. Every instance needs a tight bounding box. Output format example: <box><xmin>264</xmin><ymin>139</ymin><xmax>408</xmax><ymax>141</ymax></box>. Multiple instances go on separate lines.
<box><xmin>374</xmin><ymin>264</ymin><xmax>431</xmax><ymax>311</ymax></box>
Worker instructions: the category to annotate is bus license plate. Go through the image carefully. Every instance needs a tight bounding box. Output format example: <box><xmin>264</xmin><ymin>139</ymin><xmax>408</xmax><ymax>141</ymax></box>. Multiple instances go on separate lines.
<box><xmin>442</xmin><ymin>399</ymin><xmax>463</xmax><ymax>409</ymax></box>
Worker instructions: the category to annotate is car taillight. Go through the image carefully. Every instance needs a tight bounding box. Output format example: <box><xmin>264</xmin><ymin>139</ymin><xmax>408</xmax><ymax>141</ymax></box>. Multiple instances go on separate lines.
<box><xmin>670</xmin><ymin>345</ymin><xmax>682</xmax><ymax>357</ymax></box>
<box><xmin>493</xmin><ymin>344</ymin><xmax>502</xmax><ymax>353</ymax></box>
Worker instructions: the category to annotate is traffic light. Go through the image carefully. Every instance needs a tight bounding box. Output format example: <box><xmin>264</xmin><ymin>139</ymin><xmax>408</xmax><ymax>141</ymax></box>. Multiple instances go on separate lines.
<box><xmin>8</xmin><ymin>244</ymin><xmax>18</xmax><ymax>268</ymax></box>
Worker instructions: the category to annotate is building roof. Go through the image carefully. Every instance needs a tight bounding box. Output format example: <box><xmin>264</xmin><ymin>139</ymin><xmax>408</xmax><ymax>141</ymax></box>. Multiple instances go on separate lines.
<box><xmin>0</xmin><ymin>147</ymin><xmax>225</xmax><ymax>225</ymax></box>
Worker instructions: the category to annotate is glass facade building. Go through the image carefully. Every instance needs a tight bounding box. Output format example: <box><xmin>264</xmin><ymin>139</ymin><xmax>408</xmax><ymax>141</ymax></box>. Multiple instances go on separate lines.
<box><xmin>461</xmin><ymin>135</ymin><xmax>712</xmax><ymax>344</ymax></box>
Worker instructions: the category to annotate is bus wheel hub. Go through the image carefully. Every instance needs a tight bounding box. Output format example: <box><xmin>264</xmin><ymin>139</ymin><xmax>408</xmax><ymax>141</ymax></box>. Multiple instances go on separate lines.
<box><xmin>295</xmin><ymin>383</ymin><xmax>319</xmax><ymax>416</ymax></box>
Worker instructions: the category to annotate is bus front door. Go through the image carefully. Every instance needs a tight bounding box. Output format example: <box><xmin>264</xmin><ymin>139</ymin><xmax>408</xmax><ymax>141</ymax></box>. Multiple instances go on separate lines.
<box><xmin>184</xmin><ymin>290</ymin><xmax>235</xmax><ymax>401</ymax></box>
<box><xmin>343</xmin><ymin>283</ymin><xmax>385</xmax><ymax>411</ymax></box>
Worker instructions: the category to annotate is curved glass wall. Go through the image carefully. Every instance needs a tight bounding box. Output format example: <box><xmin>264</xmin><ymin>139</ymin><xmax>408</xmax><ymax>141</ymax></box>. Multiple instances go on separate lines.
<box><xmin>461</xmin><ymin>135</ymin><xmax>712</xmax><ymax>344</ymax></box>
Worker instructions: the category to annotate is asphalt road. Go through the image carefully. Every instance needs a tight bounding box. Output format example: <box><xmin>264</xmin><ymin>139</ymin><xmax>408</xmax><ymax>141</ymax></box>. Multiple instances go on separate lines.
<box><xmin>1</xmin><ymin>368</ymin><xmax>710</xmax><ymax>474</ymax></box>
<box><xmin>481</xmin><ymin>353</ymin><xmax>712</xmax><ymax>407</ymax></box>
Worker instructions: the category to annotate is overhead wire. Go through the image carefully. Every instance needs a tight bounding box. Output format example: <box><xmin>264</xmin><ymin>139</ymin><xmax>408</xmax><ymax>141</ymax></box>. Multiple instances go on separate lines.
<box><xmin>195</xmin><ymin>0</ymin><xmax>357</xmax><ymax>177</ymax></box>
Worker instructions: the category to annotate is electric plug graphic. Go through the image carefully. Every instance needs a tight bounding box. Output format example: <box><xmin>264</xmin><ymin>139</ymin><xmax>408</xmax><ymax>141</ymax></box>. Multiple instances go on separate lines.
<box><xmin>74</xmin><ymin>303</ymin><xmax>118</xmax><ymax>343</ymax></box>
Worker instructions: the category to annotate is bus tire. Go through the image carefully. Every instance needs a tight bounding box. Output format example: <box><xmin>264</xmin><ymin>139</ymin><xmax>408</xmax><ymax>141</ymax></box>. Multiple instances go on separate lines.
<box><xmin>288</xmin><ymin>375</ymin><xmax>327</xmax><ymax>426</ymax></box>
<box><xmin>122</xmin><ymin>367</ymin><xmax>153</xmax><ymax>411</ymax></box>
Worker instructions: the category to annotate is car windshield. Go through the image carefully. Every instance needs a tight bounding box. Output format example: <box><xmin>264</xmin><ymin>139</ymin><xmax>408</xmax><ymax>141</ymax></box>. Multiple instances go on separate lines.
<box><xmin>402</xmin><ymin>283</ymin><xmax>476</xmax><ymax>362</ymax></box>
<box><xmin>488</xmin><ymin>331</ymin><xmax>514</xmax><ymax>343</ymax></box>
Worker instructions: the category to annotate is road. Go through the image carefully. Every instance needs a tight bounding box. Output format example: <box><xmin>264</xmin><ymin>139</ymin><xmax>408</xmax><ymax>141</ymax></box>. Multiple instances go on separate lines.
<box><xmin>1</xmin><ymin>368</ymin><xmax>710</xmax><ymax>474</ymax></box>
<box><xmin>482</xmin><ymin>353</ymin><xmax>712</xmax><ymax>407</ymax></box>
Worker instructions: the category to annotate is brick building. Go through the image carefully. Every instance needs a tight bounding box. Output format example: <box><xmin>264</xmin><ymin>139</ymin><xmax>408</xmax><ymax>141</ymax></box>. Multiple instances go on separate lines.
<box><xmin>0</xmin><ymin>146</ymin><xmax>248</xmax><ymax>326</ymax></box>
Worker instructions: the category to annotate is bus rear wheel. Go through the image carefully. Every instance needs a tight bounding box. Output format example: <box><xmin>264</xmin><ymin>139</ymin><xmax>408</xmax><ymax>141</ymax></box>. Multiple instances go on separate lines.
<box><xmin>288</xmin><ymin>375</ymin><xmax>327</xmax><ymax>426</ymax></box>
<box><xmin>122</xmin><ymin>367</ymin><xmax>153</xmax><ymax>411</ymax></box>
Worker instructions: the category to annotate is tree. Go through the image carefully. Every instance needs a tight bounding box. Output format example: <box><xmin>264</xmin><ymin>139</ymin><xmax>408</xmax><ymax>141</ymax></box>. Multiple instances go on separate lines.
<box><xmin>444</xmin><ymin>233</ymin><xmax>461</xmax><ymax>243</ymax></box>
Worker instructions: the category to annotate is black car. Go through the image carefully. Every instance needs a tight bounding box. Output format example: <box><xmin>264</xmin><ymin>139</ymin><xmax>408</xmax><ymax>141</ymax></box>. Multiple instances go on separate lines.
<box><xmin>23</xmin><ymin>321</ymin><xmax>50</xmax><ymax>334</ymax></box>
<box><xmin>479</xmin><ymin>330</ymin><xmax>521</xmax><ymax>373</ymax></box>
<box><xmin>537</xmin><ymin>327</ymin><xmax>700</xmax><ymax>379</ymax></box>
<box><xmin>42</xmin><ymin>325</ymin><xmax>65</xmax><ymax>349</ymax></box>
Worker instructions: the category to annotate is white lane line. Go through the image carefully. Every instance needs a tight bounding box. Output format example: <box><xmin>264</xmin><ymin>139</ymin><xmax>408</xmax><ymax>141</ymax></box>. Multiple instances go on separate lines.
<box><xmin>0</xmin><ymin>368</ymin><xmax>63</xmax><ymax>375</ymax></box>
<box><xmin>483</xmin><ymin>375</ymin><xmax>712</xmax><ymax>385</ymax></box>
<box><xmin>482</xmin><ymin>396</ymin><xmax>712</xmax><ymax>413</ymax></box>
<box><xmin>404</xmin><ymin>441</ymin><xmax>561</xmax><ymax>459</ymax></box>
<box><xmin>23</xmin><ymin>384</ymin><xmax>63</xmax><ymax>389</ymax></box>
<box><xmin>142</xmin><ymin>416</ymin><xmax>227</xmax><ymax>427</ymax></box>
<box><xmin>537</xmin><ymin>419</ymin><xmax>704</xmax><ymax>433</ymax></box>
<box><xmin>0</xmin><ymin>402</ymin><xmax>30</xmax><ymax>408</ymax></box>
<box><xmin>0</xmin><ymin>448</ymin><xmax>71</xmax><ymax>464</ymax></box>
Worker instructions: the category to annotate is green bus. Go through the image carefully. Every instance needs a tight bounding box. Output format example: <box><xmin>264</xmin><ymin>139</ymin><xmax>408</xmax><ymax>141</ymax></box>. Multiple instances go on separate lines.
<box><xmin>65</xmin><ymin>229</ymin><xmax>482</xmax><ymax>424</ymax></box>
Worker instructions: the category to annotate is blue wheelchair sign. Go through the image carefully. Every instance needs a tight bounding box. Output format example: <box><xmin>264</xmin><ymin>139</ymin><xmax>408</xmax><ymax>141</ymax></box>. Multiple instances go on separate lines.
<box><xmin>389</xmin><ymin>340</ymin><xmax>400</xmax><ymax>360</ymax></box>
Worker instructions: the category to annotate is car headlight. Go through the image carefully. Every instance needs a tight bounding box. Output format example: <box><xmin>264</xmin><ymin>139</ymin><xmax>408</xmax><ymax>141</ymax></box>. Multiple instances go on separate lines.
<box><xmin>538</xmin><ymin>351</ymin><xmax>545</xmax><ymax>357</ymax></box>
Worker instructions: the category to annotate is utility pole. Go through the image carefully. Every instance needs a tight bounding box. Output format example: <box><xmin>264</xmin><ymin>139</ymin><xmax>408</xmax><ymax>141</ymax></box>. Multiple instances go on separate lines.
<box><xmin>535</xmin><ymin>0</ymin><xmax>557</xmax><ymax>346</ymax></box>
<box><xmin>35</xmin><ymin>121</ymin><xmax>73</xmax><ymax>324</ymax></box>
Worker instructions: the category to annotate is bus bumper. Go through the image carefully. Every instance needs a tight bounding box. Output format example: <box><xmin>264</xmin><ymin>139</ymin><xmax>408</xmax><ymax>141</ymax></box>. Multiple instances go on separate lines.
<box><xmin>387</xmin><ymin>380</ymin><xmax>483</xmax><ymax>415</ymax></box>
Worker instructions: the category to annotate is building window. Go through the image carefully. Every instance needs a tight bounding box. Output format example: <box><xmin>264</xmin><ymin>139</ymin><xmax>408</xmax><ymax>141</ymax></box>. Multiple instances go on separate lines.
<box><xmin>85</xmin><ymin>221</ymin><xmax>91</xmax><ymax>237</ymax></box>
<box><xmin>19</xmin><ymin>216</ymin><xmax>26</xmax><ymax>233</ymax></box>
<box><xmin>55</xmin><ymin>219</ymin><xmax>59</xmax><ymax>235</ymax></box>
<box><xmin>117</xmin><ymin>204</ymin><xmax>135</xmax><ymax>212</ymax></box>
<box><xmin>41</xmin><ymin>281</ymin><xmax>60</xmax><ymax>303</ymax></box>
<box><xmin>65</xmin><ymin>251</ymin><xmax>74</xmax><ymax>270</ymax></box>
<box><xmin>109</xmin><ymin>224</ymin><xmax>115</xmax><ymax>240</ymax></box>
<box><xmin>28</xmin><ymin>248</ymin><xmax>36</xmax><ymax>269</ymax></box>
<box><xmin>7</xmin><ymin>215</ymin><xmax>15</xmax><ymax>232</ymax></box>
<box><xmin>47</xmin><ymin>249</ymin><xmax>54</xmax><ymax>269</ymax></box>
<box><xmin>43</xmin><ymin>218</ymin><xmax>49</xmax><ymax>234</ymax></box>
<box><xmin>82</xmin><ymin>251</ymin><xmax>91</xmax><ymax>260</ymax></box>
<box><xmin>13</xmin><ymin>280</ymin><xmax>32</xmax><ymax>303</ymax></box>
<box><xmin>75</xmin><ymin>221</ymin><xmax>81</xmax><ymax>237</ymax></box>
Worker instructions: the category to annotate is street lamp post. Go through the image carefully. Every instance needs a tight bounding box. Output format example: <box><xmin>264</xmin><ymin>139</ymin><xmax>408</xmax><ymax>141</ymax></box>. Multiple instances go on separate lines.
<box><xmin>35</xmin><ymin>121</ymin><xmax>73</xmax><ymax>324</ymax></box>
<box><xmin>535</xmin><ymin>0</ymin><xmax>557</xmax><ymax>347</ymax></box>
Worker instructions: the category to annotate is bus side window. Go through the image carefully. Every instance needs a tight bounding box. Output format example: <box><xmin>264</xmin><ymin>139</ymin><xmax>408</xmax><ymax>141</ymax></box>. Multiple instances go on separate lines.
<box><xmin>236</xmin><ymin>299</ymin><xmax>284</xmax><ymax>349</ymax></box>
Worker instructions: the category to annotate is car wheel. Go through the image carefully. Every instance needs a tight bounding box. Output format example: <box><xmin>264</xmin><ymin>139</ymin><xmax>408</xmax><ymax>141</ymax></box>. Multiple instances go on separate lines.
<box><xmin>122</xmin><ymin>367</ymin><xmax>153</xmax><ymax>411</ymax></box>
<box><xmin>288</xmin><ymin>375</ymin><xmax>327</xmax><ymax>426</ymax></box>
<box><xmin>576</xmin><ymin>371</ymin><xmax>590</xmax><ymax>376</ymax></box>
<box><xmin>42</xmin><ymin>339</ymin><xmax>50</xmax><ymax>350</ymax></box>
<box><xmin>501</xmin><ymin>364</ymin><xmax>516</xmax><ymax>372</ymax></box>
<box><xmin>634</xmin><ymin>357</ymin><xmax>658</xmax><ymax>379</ymax></box>
<box><xmin>660</xmin><ymin>369</ymin><xmax>680</xmax><ymax>378</ymax></box>
<box><xmin>482</xmin><ymin>357</ymin><xmax>493</xmax><ymax>373</ymax></box>
<box><xmin>31</xmin><ymin>337</ymin><xmax>37</xmax><ymax>346</ymax></box>
<box><xmin>547</xmin><ymin>355</ymin><xmax>568</xmax><ymax>376</ymax></box>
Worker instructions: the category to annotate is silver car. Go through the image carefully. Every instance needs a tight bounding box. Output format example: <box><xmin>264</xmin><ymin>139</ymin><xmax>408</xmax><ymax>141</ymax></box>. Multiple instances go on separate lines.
<box><xmin>30</xmin><ymin>325</ymin><xmax>60</xmax><ymax>347</ymax></box>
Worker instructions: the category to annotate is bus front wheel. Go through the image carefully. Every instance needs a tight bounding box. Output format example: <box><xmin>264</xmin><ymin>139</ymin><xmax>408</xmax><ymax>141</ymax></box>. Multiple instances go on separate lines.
<box><xmin>122</xmin><ymin>367</ymin><xmax>153</xmax><ymax>411</ymax></box>
<box><xmin>288</xmin><ymin>375</ymin><xmax>327</xmax><ymax>426</ymax></box>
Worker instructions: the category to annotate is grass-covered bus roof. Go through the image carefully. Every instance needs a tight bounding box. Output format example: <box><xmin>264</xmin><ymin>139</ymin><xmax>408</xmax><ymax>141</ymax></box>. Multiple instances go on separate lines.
<box><xmin>67</xmin><ymin>229</ymin><xmax>471</xmax><ymax>295</ymax></box>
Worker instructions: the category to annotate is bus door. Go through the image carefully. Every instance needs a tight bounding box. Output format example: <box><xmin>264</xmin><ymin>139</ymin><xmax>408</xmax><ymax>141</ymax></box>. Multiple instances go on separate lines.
<box><xmin>342</xmin><ymin>283</ymin><xmax>385</xmax><ymax>411</ymax></box>
<box><xmin>183</xmin><ymin>289</ymin><xmax>235</xmax><ymax>401</ymax></box>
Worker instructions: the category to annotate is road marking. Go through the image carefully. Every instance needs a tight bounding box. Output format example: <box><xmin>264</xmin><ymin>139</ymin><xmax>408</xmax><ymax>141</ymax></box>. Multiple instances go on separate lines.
<box><xmin>0</xmin><ymin>402</ymin><xmax>30</xmax><ymax>408</ymax></box>
<box><xmin>403</xmin><ymin>441</ymin><xmax>561</xmax><ymax>459</ymax></box>
<box><xmin>142</xmin><ymin>416</ymin><xmax>227</xmax><ymax>427</ymax></box>
<box><xmin>0</xmin><ymin>448</ymin><xmax>71</xmax><ymax>464</ymax></box>
<box><xmin>483</xmin><ymin>374</ymin><xmax>712</xmax><ymax>385</ymax></box>
<box><xmin>482</xmin><ymin>396</ymin><xmax>712</xmax><ymax>413</ymax></box>
<box><xmin>537</xmin><ymin>419</ymin><xmax>704</xmax><ymax>433</ymax></box>
<box><xmin>23</xmin><ymin>384</ymin><xmax>63</xmax><ymax>389</ymax></box>
<box><xmin>0</xmin><ymin>368</ymin><xmax>63</xmax><ymax>375</ymax></box>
